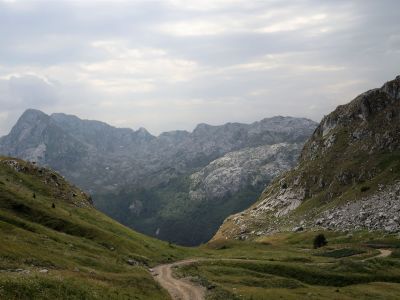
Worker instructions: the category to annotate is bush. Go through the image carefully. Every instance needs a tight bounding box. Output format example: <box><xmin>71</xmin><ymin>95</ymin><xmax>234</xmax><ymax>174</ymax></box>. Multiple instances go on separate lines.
<box><xmin>360</xmin><ymin>186</ymin><xmax>370</xmax><ymax>192</ymax></box>
<box><xmin>314</xmin><ymin>234</ymin><xmax>328</xmax><ymax>249</ymax></box>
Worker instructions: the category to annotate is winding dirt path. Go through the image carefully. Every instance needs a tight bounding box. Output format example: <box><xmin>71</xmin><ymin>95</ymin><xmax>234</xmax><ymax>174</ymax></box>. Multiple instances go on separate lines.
<box><xmin>375</xmin><ymin>249</ymin><xmax>392</xmax><ymax>258</ymax></box>
<box><xmin>152</xmin><ymin>249</ymin><xmax>393</xmax><ymax>299</ymax></box>
<box><xmin>151</xmin><ymin>259</ymin><xmax>205</xmax><ymax>300</ymax></box>
<box><xmin>362</xmin><ymin>248</ymin><xmax>392</xmax><ymax>261</ymax></box>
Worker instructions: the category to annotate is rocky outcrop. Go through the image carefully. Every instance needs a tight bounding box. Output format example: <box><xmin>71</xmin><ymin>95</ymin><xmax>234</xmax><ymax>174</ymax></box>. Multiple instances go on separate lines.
<box><xmin>188</xmin><ymin>143</ymin><xmax>302</xmax><ymax>202</ymax></box>
<box><xmin>214</xmin><ymin>75</ymin><xmax>400</xmax><ymax>241</ymax></box>
<box><xmin>0</xmin><ymin>157</ymin><xmax>92</xmax><ymax>207</ymax></box>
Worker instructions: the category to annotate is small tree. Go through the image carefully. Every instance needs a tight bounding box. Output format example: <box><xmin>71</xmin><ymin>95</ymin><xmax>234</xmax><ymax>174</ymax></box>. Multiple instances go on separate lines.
<box><xmin>313</xmin><ymin>234</ymin><xmax>327</xmax><ymax>249</ymax></box>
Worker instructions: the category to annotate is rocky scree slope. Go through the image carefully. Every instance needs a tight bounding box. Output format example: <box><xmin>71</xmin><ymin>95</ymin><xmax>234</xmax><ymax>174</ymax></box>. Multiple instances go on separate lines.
<box><xmin>0</xmin><ymin>111</ymin><xmax>317</xmax><ymax>245</ymax></box>
<box><xmin>214</xmin><ymin>75</ymin><xmax>400</xmax><ymax>241</ymax></box>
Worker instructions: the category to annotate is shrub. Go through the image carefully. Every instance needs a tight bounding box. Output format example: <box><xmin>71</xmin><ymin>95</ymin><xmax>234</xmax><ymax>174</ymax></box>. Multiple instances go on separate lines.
<box><xmin>360</xmin><ymin>186</ymin><xmax>370</xmax><ymax>192</ymax></box>
<box><xmin>314</xmin><ymin>234</ymin><xmax>328</xmax><ymax>249</ymax></box>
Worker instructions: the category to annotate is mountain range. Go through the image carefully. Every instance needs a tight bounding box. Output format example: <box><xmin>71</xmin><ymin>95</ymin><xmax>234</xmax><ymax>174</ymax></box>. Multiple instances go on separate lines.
<box><xmin>0</xmin><ymin>111</ymin><xmax>317</xmax><ymax>245</ymax></box>
<box><xmin>2</xmin><ymin>75</ymin><xmax>400</xmax><ymax>300</ymax></box>
<box><xmin>214</xmin><ymin>75</ymin><xmax>400</xmax><ymax>241</ymax></box>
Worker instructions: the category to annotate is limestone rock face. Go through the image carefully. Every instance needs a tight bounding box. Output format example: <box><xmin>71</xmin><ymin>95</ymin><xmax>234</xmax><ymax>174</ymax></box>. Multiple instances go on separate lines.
<box><xmin>189</xmin><ymin>143</ymin><xmax>302</xmax><ymax>202</ymax></box>
<box><xmin>214</xmin><ymin>75</ymin><xmax>400</xmax><ymax>241</ymax></box>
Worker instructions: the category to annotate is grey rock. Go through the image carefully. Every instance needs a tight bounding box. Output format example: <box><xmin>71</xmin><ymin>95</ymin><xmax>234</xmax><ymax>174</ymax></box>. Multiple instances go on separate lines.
<box><xmin>292</xmin><ymin>226</ymin><xmax>304</xmax><ymax>232</ymax></box>
<box><xmin>126</xmin><ymin>259</ymin><xmax>139</xmax><ymax>266</ymax></box>
<box><xmin>189</xmin><ymin>143</ymin><xmax>302</xmax><ymax>202</ymax></box>
<box><xmin>317</xmin><ymin>181</ymin><xmax>400</xmax><ymax>233</ymax></box>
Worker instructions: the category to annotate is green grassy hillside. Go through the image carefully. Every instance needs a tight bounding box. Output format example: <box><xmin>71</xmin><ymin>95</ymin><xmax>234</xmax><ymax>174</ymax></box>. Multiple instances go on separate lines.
<box><xmin>0</xmin><ymin>157</ymin><xmax>197</xmax><ymax>299</ymax></box>
<box><xmin>191</xmin><ymin>231</ymin><xmax>400</xmax><ymax>299</ymax></box>
<box><xmin>2</xmin><ymin>157</ymin><xmax>400</xmax><ymax>300</ymax></box>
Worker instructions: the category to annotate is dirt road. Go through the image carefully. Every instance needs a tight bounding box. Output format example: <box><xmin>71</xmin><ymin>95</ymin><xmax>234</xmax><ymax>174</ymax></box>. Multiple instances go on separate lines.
<box><xmin>151</xmin><ymin>249</ymin><xmax>393</xmax><ymax>299</ymax></box>
<box><xmin>151</xmin><ymin>259</ymin><xmax>205</xmax><ymax>300</ymax></box>
<box><xmin>362</xmin><ymin>248</ymin><xmax>393</xmax><ymax>261</ymax></box>
<box><xmin>375</xmin><ymin>249</ymin><xmax>392</xmax><ymax>258</ymax></box>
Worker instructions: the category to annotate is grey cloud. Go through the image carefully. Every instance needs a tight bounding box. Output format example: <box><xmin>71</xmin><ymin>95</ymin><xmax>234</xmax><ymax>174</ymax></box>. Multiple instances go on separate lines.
<box><xmin>0</xmin><ymin>74</ymin><xmax>60</xmax><ymax>135</ymax></box>
<box><xmin>0</xmin><ymin>0</ymin><xmax>399</xmax><ymax>136</ymax></box>
<box><xmin>0</xmin><ymin>75</ymin><xmax>59</xmax><ymax>108</ymax></box>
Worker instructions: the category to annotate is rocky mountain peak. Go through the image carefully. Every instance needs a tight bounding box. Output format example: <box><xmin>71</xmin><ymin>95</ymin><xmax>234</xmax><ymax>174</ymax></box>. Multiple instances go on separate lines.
<box><xmin>193</xmin><ymin>123</ymin><xmax>212</xmax><ymax>134</ymax></box>
<box><xmin>214</xmin><ymin>75</ymin><xmax>400</xmax><ymax>241</ymax></box>
<box><xmin>136</xmin><ymin>127</ymin><xmax>153</xmax><ymax>139</ymax></box>
<box><xmin>1</xmin><ymin>108</ymin><xmax>52</xmax><ymax>153</ymax></box>
<box><xmin>13</xmin><ymin>109</ymin><xmax>51</xmax><ymax>131</ymax></box>
<box><xmin>20</xmin><ymin>108</ymin><xmax>48</xmax><ymax>119</ymax></box>
<box><xmin>301</xmin><ymin>75</ymin><xmax>400</xmax><ymax>162</ymax></box>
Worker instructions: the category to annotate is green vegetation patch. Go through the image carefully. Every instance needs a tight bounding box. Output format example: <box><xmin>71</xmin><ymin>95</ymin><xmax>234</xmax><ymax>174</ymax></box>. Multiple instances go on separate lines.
<box><xmin>315</xmin><ymin>248</ymin><xmax>366</xmax><ymax>258</ymax></box>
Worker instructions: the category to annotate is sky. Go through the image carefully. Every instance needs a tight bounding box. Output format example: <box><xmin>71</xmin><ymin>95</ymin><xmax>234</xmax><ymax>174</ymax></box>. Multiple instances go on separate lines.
<box><xmin>0</xmin><ymin>0</ymin><xmax>399</xmax><ymax>136</ymax></box>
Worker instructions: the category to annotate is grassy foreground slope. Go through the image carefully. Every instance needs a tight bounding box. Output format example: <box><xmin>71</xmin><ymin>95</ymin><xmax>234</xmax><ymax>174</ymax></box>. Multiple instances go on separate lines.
<box><xmin>188</xmin><ymin>231</ymin><xmax>400</xmax><ymax>300</ymax></box>
<box><xmin>0</xmin><ymin>157</ymin><xmax>198</xmax><ymax>299</ymax></box>
<box><xmin>1</xmin><ymin>156</ymin><xmax>400</xmax><ymax>300</ymax></box>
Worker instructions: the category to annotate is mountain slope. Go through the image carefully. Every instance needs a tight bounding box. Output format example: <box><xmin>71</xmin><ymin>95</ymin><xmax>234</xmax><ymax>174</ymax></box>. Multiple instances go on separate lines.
<box><xmin>214</xmin><ymin>75</ymin><xmax>400</xmax><ymax>241</ymax></box>
<box><xmin>96</xmin><ymin>142</ymin><xmax>303</xmax><ymax>245</ymax></box>
<box><xmin>0</xmin><ymin>157</ymin><xmax>196</xmax><ymax>299</ymax></box>
<box><xmin>0</xmin><ymin>112</ymin><xmax>317</xmax><ymax>245</ymax></box>
<box><xmin>3</xmin><ymin>157</ymin><xmax>400</xmax><ymax>300</ymax></box>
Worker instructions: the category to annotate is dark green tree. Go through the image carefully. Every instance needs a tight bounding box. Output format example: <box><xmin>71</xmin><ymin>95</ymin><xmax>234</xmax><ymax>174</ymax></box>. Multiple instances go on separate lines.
<box><xmin>313</xmin><ymin>234</ymin><xmax>327</xmax><ymax>248</ymax></box>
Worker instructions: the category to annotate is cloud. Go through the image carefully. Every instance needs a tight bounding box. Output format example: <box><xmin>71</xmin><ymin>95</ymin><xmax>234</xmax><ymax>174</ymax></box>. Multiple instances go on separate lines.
<box><xmin>0</xmin><ymin>74</ymin><xmax>58</xmax><ymax>108</ymax></box>
<box><xmin>0</xmin><ymin>0</ymin><xmax>399</xmax><ymax>137</ymax></box>
<box><xmin>165</xmin><ymin>0</ymin><xmax>253</xmax><ymax>12</ymax></box>
<box><xmin>257</xmin><ymin>14</ymin><xmax>327</xmax><ymax>33</ymax></box>
<box><xmin>82</xmin><ymin>40</ymin><xmax>199</xmax><ymax>93</ymax></box>
<box><xmin>158</xmin><ymin>20</ymin><xmax>232</xmax><ymax>36</ymax></box>
<box><xmin>0</xmin><ymin>73</ymin><xmax>61</xmax><ymax>135</ymax></box>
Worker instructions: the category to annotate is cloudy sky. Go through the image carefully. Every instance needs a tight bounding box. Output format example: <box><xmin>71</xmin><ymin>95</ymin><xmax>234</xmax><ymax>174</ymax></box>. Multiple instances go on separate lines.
<box><xmin>0</xmin><ymin>0</ymin><xmax>399</xmax><ymax>136</ymax></box>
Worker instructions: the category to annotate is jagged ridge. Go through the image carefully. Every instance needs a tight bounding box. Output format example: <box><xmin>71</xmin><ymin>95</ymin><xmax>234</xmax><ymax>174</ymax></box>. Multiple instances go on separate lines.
<box><xmin>0</xmin><ymin>112</ymin><xmax>317</xmax><ymax>245</ymax></box>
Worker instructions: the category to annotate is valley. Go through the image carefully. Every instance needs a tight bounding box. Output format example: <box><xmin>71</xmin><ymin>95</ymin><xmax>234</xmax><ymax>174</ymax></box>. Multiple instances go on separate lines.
<box><xmin>0</xmin><ymin>113</ymin><xmax>316</xmax><ymax>245</ymax></box>
<box><xmin>2</xmin><ymin>151</ymin><xmax>400</xmax><ymax>300</ymax></box>
<box><xmin>1</xmin><ymin>1</ymin><xmax>399</xmax><ymax>299</ymax></box>
<box><xmin>1</xmin><ymin>76</ymin><xmax>400</xmax><ymax>300</ymax></box>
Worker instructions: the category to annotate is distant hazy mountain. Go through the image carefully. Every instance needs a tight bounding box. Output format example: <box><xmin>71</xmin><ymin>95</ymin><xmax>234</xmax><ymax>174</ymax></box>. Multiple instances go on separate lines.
<box><xmin>214</xmin><ymin>75</ymin><xmax>400</xmax><ymax>242</ymax></box>
<box><xmin>0</xmin><ymin>110</ymin><xmax>317</xmax><ymax>245</ymax></box>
